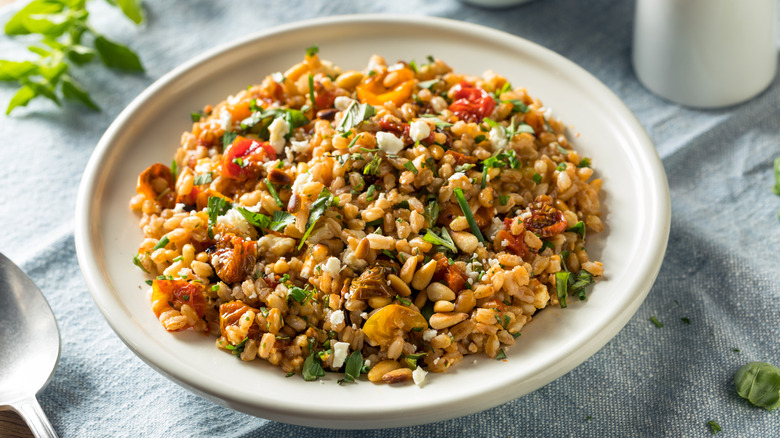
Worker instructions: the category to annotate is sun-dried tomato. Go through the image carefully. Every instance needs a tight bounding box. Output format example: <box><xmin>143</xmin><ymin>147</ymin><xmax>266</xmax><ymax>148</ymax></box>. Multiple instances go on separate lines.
<box><xmin>446</xmin><ymin>264</ymin><xmax>468</xmax><ymax>293</ymax></box>
<box><xmin>211</xmin><ymin>233</ymin><xmax>257</xmax><ymax>284</ymax></box>
<box><xmin>524</xmin><ymin>195</ymin><xmax>568</xmax><ymax>237</ymax></box>
<box><xmin>445</xmin><ymin>150</ymin><xmax>478</xmax><ymax>166</ymax></box>
<box><xmin>448</xmin><ymin>81</ymin><xmax>495</xmax><ymax>123</ymax></box>
<box><xmin>219</xmin><ymin>301</ymin><xmax>261</xmax><ymax>339</ymax></box>
<box><xmin>137</xmin><ymin>163</ymin><xmax>175</xmax><ymax>208</ymax></box>
<box><xmin>495</xmin><ymin>230</ymin><xmax>529</xmax><ymax>259</ymax></box>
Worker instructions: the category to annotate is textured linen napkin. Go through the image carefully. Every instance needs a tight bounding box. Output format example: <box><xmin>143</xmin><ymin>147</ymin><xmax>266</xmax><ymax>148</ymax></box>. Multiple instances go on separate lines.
<box><xmin>1</xmin><ymin>0</ymin><xmax>778</xmax><ymax>436</ymax></box>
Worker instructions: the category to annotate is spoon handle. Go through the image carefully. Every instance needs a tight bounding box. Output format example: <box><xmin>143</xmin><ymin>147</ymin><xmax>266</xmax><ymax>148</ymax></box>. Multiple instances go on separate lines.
<box><xmin>14</xmin><ymin>397</ymin><xmax>58</xmax><ymax>438</ymax></box>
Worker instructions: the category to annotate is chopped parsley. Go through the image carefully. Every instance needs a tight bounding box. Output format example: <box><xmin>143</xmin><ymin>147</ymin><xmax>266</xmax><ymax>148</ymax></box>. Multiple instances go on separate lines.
<box><xmin>190</xmin><ymin>112</ymin><xmax>202</xmax><ymax>122</ymax></box>
<box><xmin>404</xmin><ymin>352</ymin><xmax>427</xmax><ymax>369</ymax></box>
<box><xmin>396</xmin><ymin>295</ymin><xmax>412</xmax><ymax>306</ymax></box>
<box><xmin>567</xmin><ymin>221</ymin><xmax>586</xmax><ymax>239</ymax></box>
<box><xmin>532</xmin><ymin>172</ymin><xmax>542</xmax><ymax>184</ymax></box>
<box><xmin>236</xmin><ymin>207</ymin><xmax>272</xmax><ymax>230</ymax></box>
<box><xmin>305</xmin><ymin>45</ymin><xmax>319</xmax><ymax>57</ymax></box>
<box><xmin>206</xmin><ymin>196</ymin><xmax>233</xmax><ymax>238</ymax></box>
<box><xmin>225</xmin><ymin>337</ymin><xmax>248</xmax><ymax>357</ymax></box>
<box><xmin>288</xmin><ymin>286</ymin><xmax>314</xmax><ymax>304</ymax></box>
<box><xmin>268</xmin><ymin>210</ymin><xmax>296</xmax><ymax>232</ymax></box>
<box><xmin>498</xmin><ymin>194</ymin><xmax>509</xmax><ymax>206</ymax></box>
<box><xmin>170</xmin><ymin>159</ymin><xmax>179</xmax><ymax>181</ymax></box>
<box><xmin>578</xmin><ymin>157</ymin><xmax>591</xmax><ymax>168</ymax></box>
<box><xmin>366</xmin><ymin>184</ymin><xmax>378</xmax><ymax>202</ymax></box>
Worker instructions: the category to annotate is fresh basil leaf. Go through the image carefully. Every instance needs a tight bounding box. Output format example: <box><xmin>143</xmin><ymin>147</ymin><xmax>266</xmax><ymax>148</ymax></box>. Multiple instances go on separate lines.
<box><xmin>288</xmin><ymin>286</ymin><xmax>313</xmax><ymax>304</ymax></box>
<box><xmin>0</xmin><ymin>60</ymin><xmax>38</xmax><ymax>81</ymax></box>
<box><xmin>505</xmin><ymin>99</ymin><xmax>529</xmax><ymax>114</ymax></box>
<box><xmin>567</xmin><ymin>221</ymin><xmax>586</xmax><ymax>239</ymax></box>
<box><xmin>495</xmin><ymin>349</ymin><xmax>507</xmax><ymax>360</ymax></box>
<box><xmin>302</xmin><ymin>341</ymin><xmax>326</xmax><ymax>381</ymax></box>
<box><xmin>5</xmin><ymin>85</ymin><xmax>35</xmax><ymax>115</ymax></box>
<box><xmin>422</xmin><ymin>228</ymin><xmax>457</xmax><ymax>253</ymax></box>
<box><xmin>4</xmin><ymin>0</ymin><xmax>64</xmax><ymax>35</ymax></box>
<box><xmin>94</xmin><ymin>35</ymin><xmax>144</xmax><ymax>72</ymax></box>
<box><xmin>555</xmin><ymin>271</ymin><xmax>569</xmax><ymax>308</ymax></box>
<box><xmin>338</xmin><ymin>101</ymin><xmax>375</xmax><ymax>133</ymax></box>
<box><xmin>305</xmin><ymin>45</ymin><xmax>319</xmax><ymax>57</ymax></box>
<box><xmin>193</xmin><ymin>173</ymin><xmax>212</xmax><ymax>185</ymax></box>
<box><xmin>66</xmin><ymin>44</ymin><xmax>96</xmax><ymax>65</ymax></box>
<box><xmin>418</xmin><ymin>79</ymin><xmax>439</xmax><ymax>90</ymax></box>
<box><xmin>61</xmin><ymin>77</ymin><xmax>99</xmax><ymax>110</ymax></box>
<box><xmin>222</xmin><ymin>131</ymin><xmax>238</xmax><ymax>149</ymax></box>
<box><xmin>117</xmin><ymin>0</ymin><xmax>144</xmax><ymax>24</ymax></box>
<box><xmin>424</xmin><ymin>199</ymin><xmax>439</xmax><ymax>227</ymax></box>
<box><xmin>21</xmin><ymin>12</ymin><xmax>72</xmax><ymax>37</ymax></box>
<box><xmin>708</xmin><ymin>420</ymin><xmax>721</xmax><ymax>434</ymax></box>
<box><xmin>298</xmin><ymin>187</ymin><xmax>334</xmax><ymax>249</ymax></box>
<box><xmin>338</xmin><ymin>351</ymin><xmax>364</xmax><ymax>384</ymax></box>
<box><xmin>421</xmin><ymin>114</ymin><xmax>452</xmax><ymax>129</ymax></box>
<box><xmin>734</xmin><ymin>361</ymin><xmax>780</xmax><ymax>411</ymax></box>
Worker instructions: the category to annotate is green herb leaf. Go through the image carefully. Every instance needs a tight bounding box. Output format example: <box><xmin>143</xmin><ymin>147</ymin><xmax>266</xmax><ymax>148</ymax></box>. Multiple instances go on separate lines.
<box><xmin>405</xmin><ymin>352</ymin><xmax>427</xmax><ymax>369</ymax></box>
<box><xmin>5</xmin><ymin>1</ymin><xmax>64</xmax><ymax>35</ymax></box>
<box><xmin>116</xmin><ymin>0</ymin><xmax>145</xmax><ymax>24</ymax></box>
<box><xmin>403</xmin><ymin>160</ymin><xmax>418</xmax><ymax>174</ymax></box>
<box><xmin>650</xmin><ymin>316</ymin><xmax>663</xmax><ymax>328</ymax></box>
<box><xmin>532</xmin><ymin>172</ymin><xmax>542</xmax><ymax>184</ymax></box>
<box><xmin>567</xmin><ymin>221</ymin><xmax>586</xmax><ymax>239</ymax></box>
<box><xmin>0</xmin><ymin>60</ymin><xmax>38</xmax><ymax>81</ymax></box>
<box><xmin>505</xmin><ymin>99</ymin><xmax>529</xmax><ymax>114</ymax></box>
<box><xmin>302</xmin><ymin>340</ymin><xmax>326</xmax><ymax>381</ymax></box>
<box><xmin>424</xmin><ymin>199</ymin><xmax>439</xmax><ymax>227</ymax></box>
<box><xmin>153</xmin><ymin>235</ymin><xmax>169</xmax><ymax>251</ymax></box>
<box><xmin>193</xmin><ymin>172</ymin><xmax>213</xmax><ymax>185</ymax></box>
<box><xmin>363</xmin><ymin>154</ymin><xmax>382</xmax><ymax>176</ymax></box>
<box><xmin>338</xmin><ymin>350</ymin><xmax>364</xmax><ymax>384</ymax></box>
<box><xmin>422</xmin><ymin>228</ymin><xmax>457</xmax><ymax>253</ymax></box>
<box><xmin>338</xmin><ymin>101</ymin><xmax>376</xmax><ymax>133</ymax></box>
<box><xmin>555</xmin><ymin>271</ymin><xmax>569</xmax><ymax>308</ymax></box>
<box><xmin>207</xmin><ymin>196</ymin><xmax>232</xmax><ymax>238</ymax></box>
<box><xmin>681</xmin><ymin>317</ymin><xmax>690</xmax><ymax>324</ymax></box>
<box><xmin>132</xmin><ymin>254</ymin><xmax>149</xmax><ymax>273</ymax></box>
<box><xmin>418</xmin><ymin>79</ymin><xmax>439</xmax><ymax>90</ymax></box>
<box><xmin>288</xmin><ymin>286</ymin><xmax>313</xmax><ymax>304</ymax></box>
<box><xmin>707</xmin><ymin>420</ymin><xmax>721</xmax><ymax>434</ymax></box>
<box><xmin>771</xmin><ymin>156</ymin><xmax>780</xmax><ymax>196</ymax></box>
<box><xmin>453</xmin><ymin>188</ymin><xmax>485</xmax><ymax>243</ymax></box>
<box><xmin>298</xmin><ymin>187</ymin><xmax>334</xmax><ymax>249</ymax></box>
<box><xmin>395</xmin><ymin>294</ymin><xmax>412</xmax><ymax>306</ymax></box>
<box><xmin>421</xmin><ymin>114</ymin><xmax>452</xmax><ymax>129</ymax></box>
<box><xmin>62</xmin><ymin>78</ymin><xmax>100</xmax><ymax>111</ymax></box>
<box><xmin>236</xmin><ymin>207</ymin><xmax>272</xmax><ymax>230</ymax></box>
<box><xmin>498</xmin><ymin>195</ymin><xmax>509</xmax><ymax>206</ymax></box>
<box><xmin>734</xmin><ymin>361</ymin><xmax>780</xmax><ymax>411</ymax></box>
<box><xmin>578</xmin><ymin>157</ymin><xmax>591</xmax><ymax>168</ymax></box>
<box><xmin>5</xmin><ymin>85</ymin><xmax>35</xmax><ymax>115</ymax></box>
<box><xmin>225</xmin><ymin>337</ymin><xmax>248</xmax><ymax>357</ymax></box>
<box><xmin>366</xmin><ymin>184</ymin><xmax>378</xmax><ymax>202</ymax></box>
<box><xmin>94</xmin><ymin>36</ymin><xmax>144</xmax><ymax>72</ymax></box>
<box><xmin>269</xmin><ymin>210</ymin><xmax>295</xmax><ymax>232</ymax></box>
<box><xmin>265</xmin><ymin>179</ymin><xmax>284</xmax><ymax>209</ymax></box>
<box><xmin>305</xmin><ymin>45</ymin><xmax>319</xmax><ymax>57</ymax></box>
<box><xmin>308</xmin><ymin>73</ymin><xmax>316</xmax><ymax>107</ymax></box>
<box><xmin>496</xmin><ymin>349</ymin><xmax>506</xmax><ymax>360</ymax></box>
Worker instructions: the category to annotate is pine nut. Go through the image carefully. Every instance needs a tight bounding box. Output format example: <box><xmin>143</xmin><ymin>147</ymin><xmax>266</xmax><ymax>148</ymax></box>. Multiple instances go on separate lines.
<box><xmin>368</xmin><ymin>360</ymin><xmax>400</xmax><ymax>383</ymax></box>
<box><xmin>429</xmin><ymin>312</ymin><xmax>468</xmax><ymax>330</ymax></box>
<box><xmin>411</xmin><ymin>259</ymin><xmax>437</xmax><ymax>290</ymax></box>
<box><xmin>399</xmin><ymin>256</ymin><xmax>418</xmax><ymax>284</ymax></box>
<box><xmin>433</xmin><ymin>300</ymin><xmax>455</xmax><ymax>313</ymax></box>
<box><xmin>355</xmin><ymin>237</ymin><xmax>370</xmax><ymax>259</ymax></box>
<box><xmin>388</xmin><ymin>274</ymin><xmax>411</xmax><ymax>296</ymax></box>
<box><xmin>426</xmin><ymin>282</ymin><xmax>456</xmax><ymax>301</ymax></box>
<box><xmin>382</xmin><ymin>367</ymin><xmax>413</xmax><ymax>384</ymax></box>
<box><xmin>450</xmin><ymin>230</ymin><xmax>479</xmax><ymax>253</ymax></box>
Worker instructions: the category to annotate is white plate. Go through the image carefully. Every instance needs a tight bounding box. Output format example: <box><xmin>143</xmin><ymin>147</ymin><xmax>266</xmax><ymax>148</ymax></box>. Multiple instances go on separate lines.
<box><xmin>75</xmin><ymin>15</ymin><xmax>670</xmax><ymax>429</ymax></box>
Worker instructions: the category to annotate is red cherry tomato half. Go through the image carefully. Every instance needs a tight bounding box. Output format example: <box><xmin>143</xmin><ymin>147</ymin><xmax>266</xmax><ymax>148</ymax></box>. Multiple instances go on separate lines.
<box><xmin>222</xmin><ymin>136</ymin><xmax>277</xmax><ymax>179</ymax></box>
<box><xmin>448</xmin><ymin>81</ymin><xmax>496</xmax><ymax>123</ymax></box>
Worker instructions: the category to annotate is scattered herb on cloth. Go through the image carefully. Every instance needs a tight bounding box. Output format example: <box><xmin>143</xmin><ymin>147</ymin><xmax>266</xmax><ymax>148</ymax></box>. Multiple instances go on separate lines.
<box><xmin>772</xmin><ymin>157</ymin><xmax>780</xmax><ymax>220</ymax></box>
<box><xmin>0</xmin><ymin>0</ymin><xmax>145</xmax><ymax>114</ymax></box>
<box><xmin>733</xmin><ymin>361</ymin><xmax>780</xmax><ymax>411</ymax></box>
<box><xmin>707</xmin><ymin>420</ymin><xmax>721</xmax><ymax>434</ymax></box>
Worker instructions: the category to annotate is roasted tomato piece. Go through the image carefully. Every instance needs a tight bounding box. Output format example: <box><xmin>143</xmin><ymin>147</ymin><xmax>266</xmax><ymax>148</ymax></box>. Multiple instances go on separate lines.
<box><xmin>137</xmin><ymin>163</ymin><xmax>175</xmax><ymax>208</ymax></box>
<box><xmin>222</xmin><ymin>135</ymin><xmax>277</xmax><ymax>180</ymax></box>
<box><xmin>151</xmin><ymin>279</ymin><xmax>207</xmax><ymax>331</ymax></box>
<box><xmin>349</xmin><ymin>266</ymin><xmax>394</xmax><ymax>300</ymax></box>
<box><xmin>313</xmin><ymin>80</ymin><xmax>336</xmax><ymax>109</ymax></box>
<box><xmin>445</xmin><ymin>150</ymin><xmax>478</xmax><ymax>166</ymax></box>
<box><xmin>473</xmin><ymin>206</ymin><xmax>495</xmax><ymax>229</ymax></box>
<box><xmin>362</xmin><ymin>304</ymin><xmax>428</xmax><ymax>346</ymax></box>
<box><xmin>219</xmin><ymin>301</ymin><xmax>261</xmax><ymax>339</ymax></box>
<box><xmin>211</xmin><ymin>233</ymin><xmax>257</xmax><ymax>284</ymax></box>
<box><xmin>356</xmin><ymin>67</ymin><xmax>416</xmax><ymax>106</ymax></box>
<box><xmin>524</xmin><ymin>195</ymin><xmax>568</xmax><ymax>237</ymax></box>
<box><xmin>448</xmin><ymin>81</ymin><xmax>496</xmax><ymax>123</ymax></box>
<box><xmin>446</xmin><ymin>264</ymin><xmax>468</xmax><ymax>293</ymax></box>
<box><xmin>495</xmin><ymin>229</ymin><xmax>529</xmax><ymax>259</ymax></box>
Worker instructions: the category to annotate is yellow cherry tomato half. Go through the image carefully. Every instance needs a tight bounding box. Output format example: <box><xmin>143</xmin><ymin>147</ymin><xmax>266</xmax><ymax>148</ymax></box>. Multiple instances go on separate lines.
<box><xmin>362</xmin><ymin>304</ymin><xmax>428</xmax><ymax>346</ymax></box>
<box><xmin>356</xmin><ymin>67</ymin><xmax>416</xmax><ymax>107</ymax></box>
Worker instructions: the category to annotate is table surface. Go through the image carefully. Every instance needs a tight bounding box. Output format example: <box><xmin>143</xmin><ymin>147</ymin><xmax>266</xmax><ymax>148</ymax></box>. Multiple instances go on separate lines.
<box><xmin>1</xmin><ymin>0</ymin><xmax>779</xmax><ymax>437</ymax></box>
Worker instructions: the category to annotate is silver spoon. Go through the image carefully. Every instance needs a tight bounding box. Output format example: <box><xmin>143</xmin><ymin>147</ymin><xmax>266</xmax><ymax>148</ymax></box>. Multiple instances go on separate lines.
<box><xmin>0</xmin><ymin>253</ymin><xmax>60</xmax><ymax>437</ymax></box>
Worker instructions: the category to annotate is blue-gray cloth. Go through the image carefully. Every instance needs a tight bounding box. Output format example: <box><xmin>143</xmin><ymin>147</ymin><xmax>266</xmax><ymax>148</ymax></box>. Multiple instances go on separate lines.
<box><xmin>1</xmin><ymin>0</ymin><xmax>779</xmax><ymax>436</ymax></box>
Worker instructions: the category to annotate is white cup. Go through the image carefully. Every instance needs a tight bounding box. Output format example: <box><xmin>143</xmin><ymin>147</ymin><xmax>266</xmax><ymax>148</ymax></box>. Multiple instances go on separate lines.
<box><xmin>633</xmin><ymin>0</ymin><xmax>778</xmax><ymax>108</ymax></box>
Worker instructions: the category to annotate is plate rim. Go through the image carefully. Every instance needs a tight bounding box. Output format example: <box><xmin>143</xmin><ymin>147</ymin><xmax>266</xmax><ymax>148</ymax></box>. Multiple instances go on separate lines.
<box><xmin>74</xmin><ymin>13</ymin><xmax>670</xmax><ymax>428</ymax></box>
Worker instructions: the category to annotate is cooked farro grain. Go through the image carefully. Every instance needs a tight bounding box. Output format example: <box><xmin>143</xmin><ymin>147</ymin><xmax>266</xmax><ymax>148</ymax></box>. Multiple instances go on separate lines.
<box><xmin>130</xmin><ymin>47</ymin><xmax>604</xmax><ymax>386</ymax></box>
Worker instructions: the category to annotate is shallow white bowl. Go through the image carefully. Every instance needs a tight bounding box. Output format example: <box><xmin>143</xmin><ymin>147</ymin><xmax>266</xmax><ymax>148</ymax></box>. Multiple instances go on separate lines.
<box><xmin>75</xmin><ymin>15</ymin><xmax>670</xmax><ymax>429</ymax></box>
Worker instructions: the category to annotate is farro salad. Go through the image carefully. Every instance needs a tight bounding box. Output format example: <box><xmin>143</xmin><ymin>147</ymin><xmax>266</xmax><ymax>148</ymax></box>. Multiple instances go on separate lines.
<box><xmin>130</xmin><ymin>46</ymin><xmax>605</xmax><ymax>386</ymax></box>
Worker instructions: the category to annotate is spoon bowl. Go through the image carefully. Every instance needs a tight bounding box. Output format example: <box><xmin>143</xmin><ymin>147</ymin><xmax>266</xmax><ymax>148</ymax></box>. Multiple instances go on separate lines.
<box><xmin>0</xmin><ymin>253</ymin><xmax>60</xmax><ymax>437</ymax></box>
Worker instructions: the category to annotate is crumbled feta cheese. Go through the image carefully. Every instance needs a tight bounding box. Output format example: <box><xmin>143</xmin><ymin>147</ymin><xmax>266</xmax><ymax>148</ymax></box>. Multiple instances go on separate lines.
<box><xmin>412</xmin><ymin>367</ymin><xmax>428</xmax><ymax>386</ymax></box>
<box><xmin>241</xmin><ymin>203</ymin><xmax>261</xmax><ymax>213</ymax></box>
<box><xmin>364</xmin><ymin>358</ymin><xmax>372</xmax><ymax>368</ymax></box>
<box><xmin>489</xmin><ymin>125</ymin><xmax>508</xmax><ymax>151</ymax></box>
<box><xmin>543</xmin><ymin>106</ymin><xmax>553</xmax><ymax>119</ymax></box>
<box><xmin>330</xmin><ymin>310</ymin><xmax>345</xmax><ymax>326</ymax></box>
<box><xmin>219</xmin><ymin>108</ymin><xmax>232</xmax><ymax>132</ymax></box>
<box><xmin>487</xmin><ymin>258</ymin><xmax>499</xmax><ymax>267</ymax></box>
<box><xmin>334</xmin><ymin>96</ymin><xmax>354</xmax><ymax>111</ymax></box>
<box><xmin>173</xmin><ymin>203</ymin><xmax>186</xmax><ymax>213</ymax></box>
<box><xmin>448</xmin><ymin>172</ymin><xmax>467</xmax><ymax>182</ymax></box>
<box><xmin>291</xmin><ymin>172</ymin><xmax>313</xmax><ymax>194</ymax></box>
<box><xmin>376</xmin><ymin>131</ymin><xmax>404</xmax><ymax>154</ymax></box>
<box><xmin>433</xmin><ymin>357</ymin><xmax>440</xmax><ymax>365</ymax></box>
<box><xmin>409</xmin><ymin>119</ymin><xmax>431</xmax><ymax>142</ymax></box>
<box><xmin>387</xmin><ymin>62</ymin><xmax>405</xmax><ymax>71</ymax></box>
<box><xmin>321</xmin><ymin>257</ymin><xmax>341</xmax><ymax>278</ymax></box>
<box><xmin>194</xmin><ymin>161</ymin><xmax>212</xmax><ymax>174</ymax></box>
<box><xmin>501</xmin><ymin>239</ymin><xmax>510</xmax><ymax>248</ymax></box>
<box><xmin>331</xmin><ymin>341</ymin><xmax>350</xmax><ymax>369</ymax></box>
<box><xmin>291</xmin><ymin>139</ymin><xmax>310</xmax><ymax>154</ymax></box>
<box><xmin>422</xmin><ymin>329</ymin><xmax>438</xmax><ymax>342</ymax></box>
<box><xmin>216</xmin><ymin>208</ymin><xmax>253</xmax><ymax>237</ymax></box>
<box><xmin>268</xmin><ymin>117</ymin><xmax>289</xmax><ymax>154</ymax></box>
